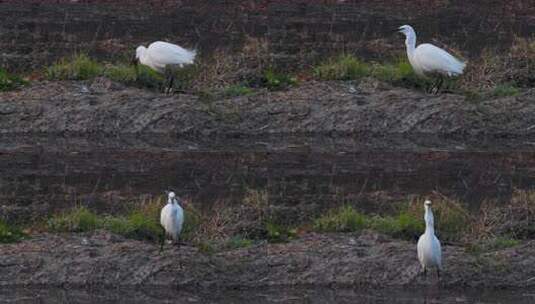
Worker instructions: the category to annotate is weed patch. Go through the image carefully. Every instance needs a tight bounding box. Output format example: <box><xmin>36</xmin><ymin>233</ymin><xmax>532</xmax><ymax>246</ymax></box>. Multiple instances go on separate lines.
<box><xmin>314</xmin><ymin>55</ymin><xmax>371</xmax><ymax>80</ymax></box>
<box><xmin>47</xmin><ymin>206</ymin><xmax>100</xmax><ymax>233</ymax></box>
<box><xmin>313</xmin><ymin>205</ymin><xmax>367</xmax><ymax>233</ymax></box>
<box><xmin>46</xmin><ymin>54</ymin><xmax>102</xmax><ymax>80</ymax></box>
<box><xmin>225</xmin><ymin>235</ymin><xmax>254</xmax><ymax>249</ymax></box>
<box><xmin>262</xmin><ymin>69</ymin><xmax>298</xmax><ymax>90</ymax></box>
<box><xmin>0</xmin><ymin>219</ymin><xmax>25</xmax><ymax>243</ymax></box>
<box><xmin>265</xmin><ymin>221</ymin><xmax>297</xmax><ymax>243</ymax></box>
<box><xmin>0</xmin><ymin>68</ymin><xmax>27</xmax><ymax>91</ymax></box>
<box><xmin>46</xmin><ymin>198</ymin><xmax>201</xmax><ymax>243</ymax></box>
<box><xmin>224</xmin><ymin>84</ymin><xmax>254</xmax><ymax>97</ymax></box>
<box><xmin>313</xmin><ymin>199</ymin><xmax>469</xmax><ymax>242</ymax></box>
<box><xmin>491</xmin><ymin>84</ymin><xmax>520</xmax><ymax>97</ymax></box>
<box><xmin>368</xmin><ymin>212</ymin><xmax>424</xmax><ymax>241</ymax></box>
<box><xmin>466</xmin><ymin>237</ymin><xmax>520</xmax><ymax>255</ymax></box>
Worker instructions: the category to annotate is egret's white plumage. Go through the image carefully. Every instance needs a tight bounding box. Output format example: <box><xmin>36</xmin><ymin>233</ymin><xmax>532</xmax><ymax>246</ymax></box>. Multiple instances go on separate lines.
<box><xmin>417</xmin><ymin>200</ymin><xmax>442</xmax><ymax>278</ymax></box>
<box><xmin>160</xmin><ymin>191</ymin><xmax>184</xmax><ymax>244</ymax></box>
<box><xmin>134</xmin><ymin>41</ymin><xmax>196</xmax><ymax>94</ymax></box>
<box><xmin>398</xmin><ymin>25</ymin><xmax>465</xmax><ymax>77</ymax></box>
<box><xmin>135</xmin><ymin>41</ymin><xmax>196</xmax><ymax>73</ymax></box>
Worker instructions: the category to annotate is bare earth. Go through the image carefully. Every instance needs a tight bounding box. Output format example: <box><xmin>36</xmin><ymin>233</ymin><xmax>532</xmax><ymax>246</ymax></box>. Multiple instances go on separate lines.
<box><xmin>1</xmin><ymin>230</ymin><xmax>534</xmax><ymax>289</ymax></box>
<box><xmin>1</xmin><ymin>79</ymin><xmax>535</xmax><ymax>138</ymax></box>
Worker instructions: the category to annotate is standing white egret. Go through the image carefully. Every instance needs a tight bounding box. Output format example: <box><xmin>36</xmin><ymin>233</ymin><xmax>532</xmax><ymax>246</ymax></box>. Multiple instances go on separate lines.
<box><xmin>417</xmin><ymin>200</ymin><xmax>442</xmax><ymax>278</ymax></box>
<box><xmin>398</xmin><ymin>25</ymin><xmax>466</xmax><ymax>94</ymax></box>
<box><xmin>160</xmin><ymin>191</ymin><xmax>184</xmax><ymax>251</ymax></box>
<box><xmin>133</xmin><ymin>41</ymin><xmax>196</xmax><ymax>94</ymax></box>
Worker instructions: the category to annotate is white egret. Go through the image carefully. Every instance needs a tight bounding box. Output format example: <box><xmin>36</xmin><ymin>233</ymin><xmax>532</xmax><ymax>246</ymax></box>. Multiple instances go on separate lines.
<box><xmin>417</xmin><ymin>200</ymin><xmax>442</xmax><ymax>278</ymax></box>
<box><xmin>133</xmin><ymin>41</ymin><xmax>196</xmax><ymax>94</ymax></box>
<box><xmin>160</xmin><ymin>191</ymin><xmax>184</xmax><ymax>251</ymax></box>
<box><xmin>398</xmin><ymin>25</ymin><xmax>466</xmax><ymax>94</ymax></box>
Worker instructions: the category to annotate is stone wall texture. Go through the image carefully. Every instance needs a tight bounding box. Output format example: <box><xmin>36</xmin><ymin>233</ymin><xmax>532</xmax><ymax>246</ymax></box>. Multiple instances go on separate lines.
<box><xmin>1</xmin><ymin>0</ymin><xmax>534</xmax><ymax>71</ymax></box>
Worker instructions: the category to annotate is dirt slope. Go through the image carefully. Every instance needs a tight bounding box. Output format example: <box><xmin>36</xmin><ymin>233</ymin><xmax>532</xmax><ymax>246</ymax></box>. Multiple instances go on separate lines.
<box><xmin>1</xmin><ymin>230</ymin><xmax>534</xmax><ymax>289</ymax></box>
<box><xmin>1</xmin><ymin>79</ymin><xmax>535</xmax><ymax>137</ymax></box>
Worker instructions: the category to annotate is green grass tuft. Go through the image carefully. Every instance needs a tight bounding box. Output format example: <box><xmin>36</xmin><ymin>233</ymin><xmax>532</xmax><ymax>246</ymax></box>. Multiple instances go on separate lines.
<box><xmin>45</xmin><ymin>198</ymin><xmax>202</xmax><ymax>243</ymax></box>
<box><xmin>312</xmin><ymin>200</ymin><xmax>468</xmax><ymax>241</ymax></box>
<box><xmin>224</xmin><ymin>84</ymin><xmax>254</xmax><ymax>97</ymax></box>
<box><xmin>314</xmin><ymin>54</ymin><xmax>371</xmax><ymax>81</ymax></box>
<box><xmin>0</xmin><ymin>68</ymin><xmax>28</xmax><ymax>91</ymax></box>
<box><xmin>46</xmin><ymin>54</ymin><xmax>103</xmax><ymax>80</ymax></box>
<box><xmin>225</xmin><ymin>235</ymin><xmax>254</xmax><ymax>249</ymax></box>
<box><xmin>313</xmin><ymin>205</ymin><xmax>367</xmax><ymax>233</ymax></box>
<box><xmin>104</xmin><ymin>64</ymin><xmax>138</xmax><ymax>83</ymax></box>
<box><xmin>371</xmin><ymin>59</ymin><xmax>433</xmax><ymax>89</ymax></box>
<box><xmin>369</xmin><ymin>212</ymin><xmax>424</xmax><ymax>241</ymax></box>
<box><xmin>488</xmin><ymin>237</ymin><xmax>520</xmax><ymax>250</ymax></box>
<box><xmin>0</xmin><ymin>219</ymin><xmax>25</xmax><ymax>243</ymax></box>
<box><xmin>466</xmin><ymin>237</ymin><xmax>520</xmax><ymax>255</ymax></box>
<box><xmin>312</xmin><ymin>54</ymin><xmax>465</xmax><ymax>92</ymax></box>
<box><xmin>265</xmin><ymin>221</ymin><xmax>297</xmax><ymax>243</ymax></box>
<box><xmin>47</xmin><ymin>206</ymin><xmax>100</xmax><ymax>233</ymax></box>
<box><xmin>262</xmin><ymin>69</ymin><xmax>298</xmax><ymax>90</ymax></box>
<box><xmin>491</xmin><ymin>84</ymin><xmax>520</xmax><ymax>97</ymax></box>
<box><xmin>45</xmin><ymin>53</ymin><xmax>193</xmax><ymax>92</ymax></box>
<box><xmin>196</xmin><ymin>240</ymin><xmax>217</xmax><ymax>254</ymax></box>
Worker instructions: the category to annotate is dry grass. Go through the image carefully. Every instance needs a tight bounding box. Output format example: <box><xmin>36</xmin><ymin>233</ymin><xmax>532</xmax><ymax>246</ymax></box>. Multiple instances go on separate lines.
<box><xmin>473</xmin><ymin>189</ymin><xmax>535</xmax><ymax>240</ymax></box>
<box><xmin>460</xmin><ymin>37</ymin><xmax>535</xmax><ymax>93</ymax></box>
<box><xmin>191</xmin><ymin>36</ymin><xmax>271</xmax><ymax>90</ymax></box>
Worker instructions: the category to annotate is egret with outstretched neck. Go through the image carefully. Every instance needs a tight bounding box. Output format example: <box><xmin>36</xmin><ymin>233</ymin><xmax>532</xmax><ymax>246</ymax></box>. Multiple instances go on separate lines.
<box><xmin>417</xmin><ymin>200</ymin><xmax>442</xmax><ymax>278</ymax></box>
<box><xmin>133</xmin><ymin>41</ymin><xmax>196</xmax><ymax>94</ymax></box>
<box><xmin>160</xmin><ymin>191</ymin><xmax>184</xmax><ymax>251</ymax></box>
<box><xmin>398</xmin><ymin>25</ymin><xmax>465</xmax><ymax>94</ymax></box>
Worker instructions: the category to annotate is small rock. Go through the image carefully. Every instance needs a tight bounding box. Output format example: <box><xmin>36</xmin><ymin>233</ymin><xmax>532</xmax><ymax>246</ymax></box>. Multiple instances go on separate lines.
<box><xmin>80</xmin><ymin>85</ymin><xmax>90</xmax><ymax>94</ymax></box>
<box><xmin>0</xmin><ymin>104</ymin><xmax>16</xmax><ymax>115</ymax></box>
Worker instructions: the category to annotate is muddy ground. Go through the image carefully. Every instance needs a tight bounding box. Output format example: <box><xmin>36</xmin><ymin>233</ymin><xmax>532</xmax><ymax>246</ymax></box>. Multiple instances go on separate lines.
<box><xmin>1</xmin><ymin>79</ymin><xmax>535</xmax><ymax>137</ymax></box>
<box><xmin>1</xmin><ymin>230</ymin><xmax>535</xmax><ymax>289</ymax></box>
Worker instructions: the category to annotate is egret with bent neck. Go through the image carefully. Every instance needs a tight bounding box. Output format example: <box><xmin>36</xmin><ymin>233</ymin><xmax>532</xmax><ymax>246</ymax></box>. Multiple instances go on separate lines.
<box><xmin>398</xmin><ymin>25</ymin><xmax>466</xmax><ymax>94</ymax></box>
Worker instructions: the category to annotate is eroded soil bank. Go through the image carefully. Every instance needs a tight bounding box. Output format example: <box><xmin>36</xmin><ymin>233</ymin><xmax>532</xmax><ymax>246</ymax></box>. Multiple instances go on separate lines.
<box><xmin>2</xmin><ymin>79</ymin><xmax>535</xmax><ymax>137</ymax></box>
<box><xmin>1</xmin><ymin>230</ymin><xmax>535</xmax><ymax>290</ymax></box>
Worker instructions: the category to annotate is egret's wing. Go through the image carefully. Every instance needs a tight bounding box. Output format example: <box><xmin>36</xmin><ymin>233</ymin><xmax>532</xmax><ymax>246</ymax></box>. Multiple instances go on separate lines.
<box><xmin>417</xmin><ymin>235</ymin><xmax>425</xmax><ymax>266</ymax></box>
<box><xmin>433</xmin><ymin>235</ymin><xmax>442</xmax><ymax>269</ymax></box>
<box><xmin>176</xmin><ymin>206</ymin><xmax>184</xmax><ymax>235</ymax></box>
<box><xmin>160</xmin><ymin>204</ymin><xmax>170</xmax><ymax>228</ymax></box>
<box><xmin>148</xmin><ymin>41</ymin><xmax>197</xmax><ymax>68</ymax></box>
<box><xmin>415</xmin><ymin>43</ymin><xmax>465</xmax><ymax>76</ymax></box>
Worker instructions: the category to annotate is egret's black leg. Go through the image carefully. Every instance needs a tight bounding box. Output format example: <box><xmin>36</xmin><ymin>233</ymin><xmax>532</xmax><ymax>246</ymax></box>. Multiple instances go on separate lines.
<box><xmin>159</xmin><ymin>229</ymin><xmax>165</xmax><ymax>254</ymax></box>
<box><xmin>167</xmin><ymin>74</ymin><xmax>175</xmax><ymax>95</ymax></box>
<box><xmin>437</xmin><ymin>268</ymin><xmax>441</xmax><ymax>280</ymax></box>
<box><xmin>423</xmin><ymin>267</ymin><xmax>427</xmax><ymax>278</ymax></box>
<box><xmin>426</xmin><ymin>79</ymin><xmax>437</xmax><ymax>95</ymax></box>
<box><xmin>435</xmin><ymin>77</ymin><xmax>444</xmax><ymax>95</ymax></box>
<box><xmin>164</xmin><ymin>74</ymin><xmax>170</xmax><ymax>95</ymax></box>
